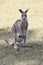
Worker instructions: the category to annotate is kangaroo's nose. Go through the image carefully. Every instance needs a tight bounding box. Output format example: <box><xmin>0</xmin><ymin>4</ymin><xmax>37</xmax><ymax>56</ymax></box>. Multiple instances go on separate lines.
<box><xmin>23</xmin><ymin>18</ymin><xmax>25</xmax><ymax>20</ymax></box>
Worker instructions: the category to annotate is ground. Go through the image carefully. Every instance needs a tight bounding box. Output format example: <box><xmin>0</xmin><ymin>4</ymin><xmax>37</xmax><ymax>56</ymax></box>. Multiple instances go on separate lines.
<box><xmin>0</xmin><ymin>27</ymin><xmax>43</xmax><ymax>65</ymax></box>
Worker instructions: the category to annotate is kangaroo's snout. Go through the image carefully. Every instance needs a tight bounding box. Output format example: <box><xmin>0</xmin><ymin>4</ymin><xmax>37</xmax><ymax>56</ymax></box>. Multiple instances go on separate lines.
<box><xmin>23</xmin><ymin>18</ymin><xmax>25</xmax><ymax>21</ymax></box>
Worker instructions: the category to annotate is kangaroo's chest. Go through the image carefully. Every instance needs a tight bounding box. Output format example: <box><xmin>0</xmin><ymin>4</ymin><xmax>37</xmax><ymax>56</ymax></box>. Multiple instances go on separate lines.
<box><xmin>21</xmin><ymin>21</ymin><xmax>28</xmax><ymax>31</ymax></box>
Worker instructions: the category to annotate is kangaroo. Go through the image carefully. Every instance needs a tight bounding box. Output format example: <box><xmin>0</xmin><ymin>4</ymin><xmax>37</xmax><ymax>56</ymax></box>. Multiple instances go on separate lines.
<box><xmin>5</xmin><ymin>9</ymin><xmax>28</xmax><ymax>49</ymax></box>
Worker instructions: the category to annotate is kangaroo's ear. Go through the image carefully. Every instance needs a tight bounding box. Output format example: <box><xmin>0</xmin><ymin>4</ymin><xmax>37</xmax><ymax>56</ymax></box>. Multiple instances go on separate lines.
<box><xmin>25</xmin><ymin>9</ymin><xmax>29</xmax><ymax>13</ymax></box>
<box><xmin>19</xmin><ymin>9</ymin><xmax>23</xmax><ymax>13</ymax></box>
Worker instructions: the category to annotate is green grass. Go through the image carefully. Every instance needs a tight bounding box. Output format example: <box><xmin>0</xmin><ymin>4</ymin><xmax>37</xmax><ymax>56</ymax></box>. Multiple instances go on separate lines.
<box><xmin>0</xmin><ymin>44</ymin><xmax>43</xmax><ymax>64</ymax></box>
<box><xmin>0</xmin><ymin>43</ymin><xmax>43</xmax><ymax>65</ymax></box>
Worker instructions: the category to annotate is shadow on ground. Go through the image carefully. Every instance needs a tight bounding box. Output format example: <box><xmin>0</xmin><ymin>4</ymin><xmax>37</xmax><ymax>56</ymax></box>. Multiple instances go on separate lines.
<box><xmin>0</xmin><ymin>27</ymin><xmax>11</xmax><ymax>39</ymax></box>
